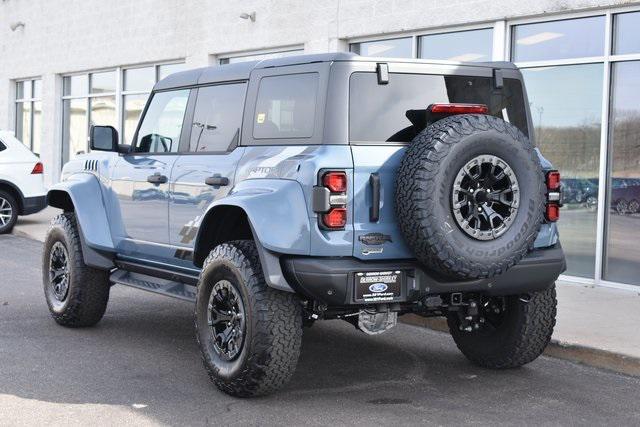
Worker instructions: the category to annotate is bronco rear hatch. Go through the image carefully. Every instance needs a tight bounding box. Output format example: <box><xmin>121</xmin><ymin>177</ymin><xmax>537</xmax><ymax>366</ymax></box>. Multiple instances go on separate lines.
<box><xmin>348</xmin><ymin>66</ymin><xmax>532</xmax><ymax>260</ymax></box>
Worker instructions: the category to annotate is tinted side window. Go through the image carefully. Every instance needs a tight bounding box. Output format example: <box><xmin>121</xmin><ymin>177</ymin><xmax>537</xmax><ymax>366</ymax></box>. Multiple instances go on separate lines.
<box><xmin>189</xmin><ymin>83</ymin><xmax>246</xmax><ymax>152</ymax></box>
<box><xmin>0</xmin><ymin>140</ymin><xmax>5</xmax><ymax>152</ymax></box>
<box><xmin>134</xmin><ymin>89</ymin><xmax>190</xmax><ymax>153</ymax></box>
<box><xmin>349</xmin><ymin>72</ymin><xmax>528</xmax><ymax>143</ymax></box>
<box><xmin>253</xmin><ymin>73</ymin><xmax>319</xmax><ymax>139</ymax></box>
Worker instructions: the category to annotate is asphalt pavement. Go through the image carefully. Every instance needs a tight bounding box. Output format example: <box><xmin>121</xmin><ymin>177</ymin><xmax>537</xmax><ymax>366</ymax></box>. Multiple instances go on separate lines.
<box><xmin>1</xmin><ymin>234</ymin><xmax>639</xmax><ymax>426</ymax></box>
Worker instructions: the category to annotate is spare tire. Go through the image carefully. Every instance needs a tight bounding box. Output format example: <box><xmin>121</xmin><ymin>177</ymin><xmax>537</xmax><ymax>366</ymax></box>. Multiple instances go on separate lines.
<box><xmin>396</xmin><ymin>114</ymin><xmax>545</xmax><ymax>280</ymax></box>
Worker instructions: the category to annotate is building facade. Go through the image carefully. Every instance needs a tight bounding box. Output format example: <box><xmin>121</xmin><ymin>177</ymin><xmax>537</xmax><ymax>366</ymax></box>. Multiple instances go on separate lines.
<box><xmin>1</xmin><ymin>0</ymin><xmax>639</xmax><ymax>289</ymax></box>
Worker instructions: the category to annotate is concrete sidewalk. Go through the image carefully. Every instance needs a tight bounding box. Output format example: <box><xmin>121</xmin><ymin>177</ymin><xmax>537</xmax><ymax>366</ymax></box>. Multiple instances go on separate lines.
<box><xmin>12</xmin><ymin>208</ymin><xmax>640</xmax><ymax>376</ymax></box>
<box><xmin>13</xmin><ymin>207</ymin><xmax>60</xmax><ymax>242</ymax></box>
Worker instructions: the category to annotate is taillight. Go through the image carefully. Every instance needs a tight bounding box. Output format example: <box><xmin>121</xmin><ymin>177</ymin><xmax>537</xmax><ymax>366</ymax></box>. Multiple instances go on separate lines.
<box><xmin>318</xmin><ymin>171</ymin><xmax>348</xmax><ymax>229</ymax></box>
<box><xmin>31</xmin><ymin>162</ymin><xmax>44</xmax><ymax>174</ymax></box>
<box><xmin>322</xmin><ymin>208</ymin><xmax>347</xmax><ymax>228</ymax></box>
<box><xmin>545</xmin><ymin>170</ymin><xmax>561</xmax><ymax>222</ymax></box>
<box><xmin>546</xmin><ymin>171</ymin><xmax>560</xmax><ymax>190</ymax></box>
<box><xmin>323</xmin><ymin>171</ymin><xmax>347</xmax><ymax>193</ymax></box>
<box><xmin>429</xmin><ymin>103</ymin><xmax>489</xmax><ymax>115</ymax></box>
<box><xmin>546</xmin><ymin>204</ymin><xmax>560</xmax><ymax>222</ymax></box>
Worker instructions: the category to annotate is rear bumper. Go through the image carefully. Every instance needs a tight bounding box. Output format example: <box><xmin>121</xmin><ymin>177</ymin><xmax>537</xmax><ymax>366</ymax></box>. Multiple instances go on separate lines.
<box><xmin>21</xmin><ymin>195</ymin><xmax>47</xmax><ymax>215</ymax></box>
<box><xmin>282</xmin><ymin>244</ymin><xmax>566</xmax><ymax>306</ymax></box>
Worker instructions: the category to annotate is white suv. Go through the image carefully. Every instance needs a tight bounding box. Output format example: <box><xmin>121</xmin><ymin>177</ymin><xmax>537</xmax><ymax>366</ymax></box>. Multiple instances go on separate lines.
<box><xmin>0</xmin><ymin>131</ymin><xmax>47</xmax><ymax>233</ymax></box>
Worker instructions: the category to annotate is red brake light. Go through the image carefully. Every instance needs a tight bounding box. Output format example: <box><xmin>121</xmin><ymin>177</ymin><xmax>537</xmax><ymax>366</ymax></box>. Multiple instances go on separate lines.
<box><xmin>546</xmin><ymin>170</ymin><xmax>560</xmax><ymax>190</ymax></box>
<box><xmin>546</xmin><ymin>204</ymin><xmax>560</xmax><ymax>222</ymax></box>
<box><xmin>31</xmin><ymin>162</ymin><xmax>44</xmax><ymax>174</ymax></box>
<box><xmin>429</xmin><ymin>103</ymin><xmax>489</xmax><ymax>115</ymax></box>
<box><xmin>323</xmin><ymin>171</ymin><xmax>347</xmax><ymax>193</ymax></box>
<box><xmin>322</xmin><ymin>207</ymin><xmax>347</xmax><ymax>229</ymax></box>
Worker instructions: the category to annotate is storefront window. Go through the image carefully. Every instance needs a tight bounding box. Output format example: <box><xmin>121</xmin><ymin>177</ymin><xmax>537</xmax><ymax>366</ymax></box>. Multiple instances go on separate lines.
<box><xmin>512</xmin><ymin>16</ymin><xmax>605</xmax><ymax>62</ymax></box>
<box><xmin>511</xmin><ymin>12</ymin><xmax>640</xmax><ymax>287</ymax></box>
<box><xmin>350</xmin><ymin>37</ymin><xmax>413</xmax><ymax>58</ymax></box>
<box><xmin>521</xmin><ymin>64</ymin><xmax>603</xmax><ymax>278</ymax></box>
<box><xmin>15</xmin><ymin>79</ymin><xmax>42</xmax><ymax>155</ymax></box>
<box><xmin>159</xmin><ymin>63</ymin><xmax>187</xmax><ymax>80</ymax></box>
<box><xmin>123</xmin><ymin>94</ymin><xmax>148</xmax><ymax>146</ymax></box>
<box><xmin>62</xmin><ymin>72</ymin><xmax>117</xmax><ymax>162</ymax></box>
<box><xmin>604</xmin><ymin>61</ymin><xmax>640</xmax><ymax>285</ymax></box>
<box><xmin>121</xmin><ymin>63</ymin><xmax>186</xmax><ymax>144</ymax></box>
<box><xmin>219</xmin><ymin>49</ymin><xmax>304</xmax><ymax>65</ymax></box>
<box><xmin>124</xmin><ymin>66</ymin><xmax>155</xmax><ymax>92</ymax></box>
<box><xmin>419</xmin><ymin>28</ymin><xmax>493</xmax><ymax>62</ymax></box>
<box><xmin>90</xmin><ymin>71</ymin><xmax>116</xmax><ymax>94</ymax></box>
<box><xmin>61</xmin><ymin>62</ymin><xmax>186</xmax><ymax>161</ymax></box>
<box><xmin>613</xmin><ymin>11</ymin><xmax>640</xmax><ymax>55</ymax></box>
<box><xmin>62</xmin><ymin>98</ymin><xmax>88</xmax><ymax>161</ymax></box>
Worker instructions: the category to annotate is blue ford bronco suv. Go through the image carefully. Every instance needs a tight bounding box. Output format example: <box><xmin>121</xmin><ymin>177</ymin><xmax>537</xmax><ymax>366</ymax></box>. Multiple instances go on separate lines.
<box><xmin>43</xmin><ymin>53</ymin><xmax>565</xmax><ymax>397</ymax></box>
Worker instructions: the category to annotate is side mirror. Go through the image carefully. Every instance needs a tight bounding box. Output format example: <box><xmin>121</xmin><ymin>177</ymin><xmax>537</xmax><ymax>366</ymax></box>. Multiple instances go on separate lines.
<box><xmin>90</xmin><ymin>125</ymin><xmax>118</xmax><ymax>152</ymax></box>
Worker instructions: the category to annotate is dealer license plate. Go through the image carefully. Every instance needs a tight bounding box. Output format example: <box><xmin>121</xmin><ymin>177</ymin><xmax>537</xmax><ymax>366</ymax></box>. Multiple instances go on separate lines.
<box><xmin>355</xmin><ymin>270</ymin><xmax>403</xmax><ymax>302</ymax></box>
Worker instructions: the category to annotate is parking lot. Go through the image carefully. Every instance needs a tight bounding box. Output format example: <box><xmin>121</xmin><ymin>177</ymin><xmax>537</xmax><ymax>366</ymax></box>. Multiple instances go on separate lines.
<box><xmin>1</xmin><ymin>233</ymin><xmax>639</xmax><ymax>426</ymax></box>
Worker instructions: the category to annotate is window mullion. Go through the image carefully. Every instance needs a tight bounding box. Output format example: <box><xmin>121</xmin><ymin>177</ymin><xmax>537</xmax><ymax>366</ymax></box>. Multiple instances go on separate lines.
<box><xmin>116</xmin><ymin>66</ymin><xmax>123</xmax><ymax>143</ymax></box>
<box><xmin>30</xmin><ymin>100</ymin><xmax>35</xmax><ymax>151</ymax></box>
<box><xmin>594</xmin><ymin>12</ymin><xmax>614</xmax><ymax>285</ymax></box>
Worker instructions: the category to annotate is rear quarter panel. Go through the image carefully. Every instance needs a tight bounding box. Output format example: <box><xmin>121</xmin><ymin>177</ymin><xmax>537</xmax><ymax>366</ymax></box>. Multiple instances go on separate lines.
<box><xmin>234</xmin><ymin>145</ymin><xmax>354</xmax><ymax>256</ymax></box>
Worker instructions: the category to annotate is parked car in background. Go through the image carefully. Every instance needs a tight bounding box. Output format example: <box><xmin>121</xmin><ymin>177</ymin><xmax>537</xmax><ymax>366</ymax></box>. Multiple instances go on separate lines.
<box><xmin>561</xmin><ymin>178</ymin><xmax>598</xmax><ymax>208</ymax></box>
<box><xmin>611</xmin><ymin>177</ymin><xmax>640</xmax><ymax>214</ymax></box>
<box><xmin>0</xmin><ymin>131</ymin><xmax>47</xmax><ymax>233</ymax></box>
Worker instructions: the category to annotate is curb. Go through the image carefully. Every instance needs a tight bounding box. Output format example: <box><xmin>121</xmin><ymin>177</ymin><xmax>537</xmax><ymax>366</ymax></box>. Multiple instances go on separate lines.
<box><xmin>400</xmin><ymin>314</ymin><xmax>640</xmax><ymax>378</ymax></box>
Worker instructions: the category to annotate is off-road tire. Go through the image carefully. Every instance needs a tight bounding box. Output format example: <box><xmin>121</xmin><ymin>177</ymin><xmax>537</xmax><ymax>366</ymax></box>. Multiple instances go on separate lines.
<box><xmin>447</xmin><ymin>285</ymin><xmax>557</xmax><ymax>368</ymax></box>
<box><xmin>195</xmin><ymin>240</ymin><xmax>302</xmax><ymax>397</ymax></box>
<box><xmin>42</xmin><ymin>213</ymin><xmax>110</xmax><ymax>327</ymax></box>
<box><xmin>396</xmin><ymin>114</ymin><xmax>545</xmax><ymax>279</ymax></box>
<box><xmin>0</xmin><ymin>189</ymin><xmax>18</xmax><ymax>234</ymax></box>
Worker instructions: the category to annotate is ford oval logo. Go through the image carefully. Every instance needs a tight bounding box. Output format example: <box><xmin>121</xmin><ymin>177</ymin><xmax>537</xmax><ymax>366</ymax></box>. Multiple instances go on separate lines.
<box><xmin>369</xmin><ymin>283</ymin><xmax>388</xmax><ymax>293</ymax></box>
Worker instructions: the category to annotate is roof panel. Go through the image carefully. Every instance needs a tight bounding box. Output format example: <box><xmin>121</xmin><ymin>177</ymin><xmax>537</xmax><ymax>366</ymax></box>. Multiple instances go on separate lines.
<box><xmin>153</xmin><ymin>52</ymin><xmax>515</xmax><ymax>90</ymax></box>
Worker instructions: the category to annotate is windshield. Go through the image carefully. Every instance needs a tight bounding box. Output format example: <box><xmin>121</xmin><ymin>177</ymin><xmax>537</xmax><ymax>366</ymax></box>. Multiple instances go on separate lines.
<box><xmin>349</xmin><ymin>72</ymin><xmax>528</xmax><ymax>143</ymax></box>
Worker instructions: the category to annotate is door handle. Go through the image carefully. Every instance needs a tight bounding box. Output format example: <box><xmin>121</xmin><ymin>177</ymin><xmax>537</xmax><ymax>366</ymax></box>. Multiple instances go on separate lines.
<box><xmin>205</xmin><ymin>176</ymin><xmax>229</xmax><ymax>187</ymax></box>
<box><xmin>369</xmin><ymin>173</ymin><xmax>380</xmax><ymax>222</ymax></box>
<box><xmin>147</xmin><ymin>173</ymin><xmax>168</xmax><ymax>185</ymax></box>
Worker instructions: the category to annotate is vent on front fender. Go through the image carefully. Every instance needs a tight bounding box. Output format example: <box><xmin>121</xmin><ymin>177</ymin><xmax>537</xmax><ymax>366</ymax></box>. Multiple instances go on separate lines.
<box><xmin>84</xmin><ymin>159</ymin><xmax>98</xmax><ymax>172</ymax></box>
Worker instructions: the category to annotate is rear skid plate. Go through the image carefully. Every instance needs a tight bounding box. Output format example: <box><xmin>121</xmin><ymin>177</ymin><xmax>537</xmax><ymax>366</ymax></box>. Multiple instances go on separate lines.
<box><xmin>110</xmin><ymin>270</ymin><xmax>196</xmax><ymax>302</ymax></box>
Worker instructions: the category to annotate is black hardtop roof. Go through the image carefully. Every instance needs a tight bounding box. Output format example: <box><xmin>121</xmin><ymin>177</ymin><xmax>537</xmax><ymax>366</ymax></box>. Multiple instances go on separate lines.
<box><xmin>154</xmin><ymin>52</ymin><xmax>516</xmax><ymax>90</ymax></box>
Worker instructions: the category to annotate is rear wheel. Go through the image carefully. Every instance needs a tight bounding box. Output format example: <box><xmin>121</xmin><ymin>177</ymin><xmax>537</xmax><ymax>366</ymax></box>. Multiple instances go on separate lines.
<box><xmin>616</xmin><ymin>199</ymin><xmax>628</xmax><ymax>215</ymax></box>
<box><xmin>195</xmin><ymin>240</ymin><xmax>302</xmax><ymax>397</ymax></box>
<box><xmin>0</xmin><ymin>190</ymin><xmax>18</xmax><ymax>234</ymax></box>
<box><xmin>447</xmin><ymin>285</ymin><xmax>557</xmax><ymax>368</ymax></box>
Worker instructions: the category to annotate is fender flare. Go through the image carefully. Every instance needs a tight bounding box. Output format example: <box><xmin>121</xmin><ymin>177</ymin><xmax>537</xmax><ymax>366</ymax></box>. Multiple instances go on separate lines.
<box><xmin>195</xmin><ymin>179</ymin><xmax>311</xmax><ymax>292</ymax></box>
<box><xmin>47</xmin><ymin>173</ymin><xmax>114</xmax><ymax>269</ymax></box>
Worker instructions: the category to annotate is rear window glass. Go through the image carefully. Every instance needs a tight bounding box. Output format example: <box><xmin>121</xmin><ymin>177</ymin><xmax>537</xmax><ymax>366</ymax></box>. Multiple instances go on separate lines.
<box><xmin>253</xmin><ymin>73</ymin><xmax>319</xmax><ymax>139</ymax></box>
<box><xmin>349</xmin><ymin>72</ymin><xmax>528</xmax><ymax>143</ymax></box>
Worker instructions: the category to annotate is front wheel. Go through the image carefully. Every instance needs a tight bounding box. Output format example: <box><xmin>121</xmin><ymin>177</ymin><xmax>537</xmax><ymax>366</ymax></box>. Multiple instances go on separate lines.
<box><xmin>43</xmin><ymin>213</ymin><xmax>110</xmax><ymax>327</ymax></box>
<box><xmin>447</xmin><ymin>285</ymin><xmax>557</xmax><ymax>369</ymax></box>
<box><xmin>195</xmin><ymin>240</ymin><xmax>302</xmax><ymax>397</ymax></box>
